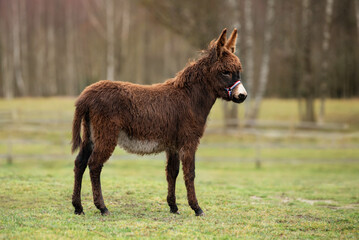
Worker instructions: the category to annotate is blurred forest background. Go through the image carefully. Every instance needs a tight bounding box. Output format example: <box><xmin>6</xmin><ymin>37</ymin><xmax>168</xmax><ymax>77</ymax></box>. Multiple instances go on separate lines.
<box><xmin>1</xmin><ymin>3</ymin><xmax>359</xmax><ymax>237</ymax></box>
<box><xmin>0</xmin><ymin>0</ymin><xmax>358</xmax><ymax>123</ymax></box>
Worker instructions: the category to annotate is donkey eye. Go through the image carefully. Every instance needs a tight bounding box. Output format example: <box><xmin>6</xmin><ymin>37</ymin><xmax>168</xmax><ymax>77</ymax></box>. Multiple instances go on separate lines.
<box><xmin>222</xmin><ymin>71</ymin><xmax>231</xmax><ymax>77</ymax></box>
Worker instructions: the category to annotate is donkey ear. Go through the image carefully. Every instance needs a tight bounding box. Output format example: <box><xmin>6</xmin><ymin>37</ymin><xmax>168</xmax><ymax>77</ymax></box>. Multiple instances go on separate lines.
<box><xmin>215</xmin><ymin>28</ymin><xmax>227</xmax><ymax>58</ymax></box>
<box><xmin>225</xmin><ymin>28</ymin><xmax>238</xmax><ymax>53</ymax></box>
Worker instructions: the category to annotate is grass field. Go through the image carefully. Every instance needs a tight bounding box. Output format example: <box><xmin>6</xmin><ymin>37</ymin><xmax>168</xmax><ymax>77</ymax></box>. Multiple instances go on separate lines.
<box><xmin>0</xmin><ymin>98</ymin><xmax>359</xmax><ymax>239</ymax></box>
<box><xmin>1</xmin><ymin>159</ymin><xmax>358</xmax><ymax>239</ymax></box>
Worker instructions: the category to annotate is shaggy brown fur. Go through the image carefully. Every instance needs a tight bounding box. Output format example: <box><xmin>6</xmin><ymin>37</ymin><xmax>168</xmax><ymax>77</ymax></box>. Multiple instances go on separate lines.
<box><xmin>71</xmin><ymin>28</ymin><xmax>246</xmax><ymax>216</ymax></box>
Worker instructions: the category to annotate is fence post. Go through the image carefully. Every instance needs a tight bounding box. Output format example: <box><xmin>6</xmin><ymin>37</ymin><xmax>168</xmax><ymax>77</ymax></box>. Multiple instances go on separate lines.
<box><xmin>6</xmin><ymin>110</ymin><xmax>17</xmax><ymax>164</ymax></box>
<box><xmin>255</xmin><ymin>127</ymin><xmax>261</xmax><ymax>169</ymax></box>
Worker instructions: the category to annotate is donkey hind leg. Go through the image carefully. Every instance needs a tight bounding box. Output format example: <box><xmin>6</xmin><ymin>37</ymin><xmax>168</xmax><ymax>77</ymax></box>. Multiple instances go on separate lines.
<box><xmin>88</xmin><ymin>139</ymin><xmax>117</xmax><ymax>216</ymax></box>
<box><xmin>72</xmin><ymin>142</ymin><xmax>93</xmax><ymax>215</ymax></box>
<box><xmin>180</xmin><ymin>146</ymin><xmax>204</xmax><ymax>216</ymax></box>
<box><xmin>166</xmin><ymin>150</ymin><xmax>180</xmax><ymax>214</ymax></box>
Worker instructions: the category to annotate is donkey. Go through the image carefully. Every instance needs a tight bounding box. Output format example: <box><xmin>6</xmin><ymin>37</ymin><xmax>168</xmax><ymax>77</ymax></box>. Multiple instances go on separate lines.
<box><xmin>71</xmin><ymin>28</ymin><xmax>247</xmax><ymax>216</ymax></box>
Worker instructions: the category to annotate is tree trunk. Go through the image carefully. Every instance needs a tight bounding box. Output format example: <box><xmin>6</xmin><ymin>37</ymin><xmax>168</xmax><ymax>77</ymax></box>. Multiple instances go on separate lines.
<box><xmin>135</xmin><ymin>15</ymin><xmax>146</xmax><ymax>84</ymax></box>
<box><xmin>2</xmin><ymin>32</ymin><xmax>14</xmax><ymax>99</ymax></box>
<box><xmin>244</xmin><ymin>0</ymin><xmax>254</xmax><ymax>117</ymax></box>
<box><xmin>223</xmin><ymin>0</ymin><xmax>240</xmax><ymax>129</ymax></box>
<box><xmin>120</xmin><ymin>0</ymin><xmax>130</xmax><ymax>61</ymax></box>
<box><xmin>19</xmin><ymin>0</ymin><xmax>29</xmax><ymax>96</ymax></box>
<box><xmin>65</xmin><ymin>0</ymin><xmax>76</xmax><ymax>96</ymax></box>
<box><xmin>34</xmin><ymin>1</ymin><xmax>45</xmax><ymax>96</ymax></box>
<box><xmin>319</xmin><ymin>0</ymin><xmax>334</xmax><ymax>123</ymax></box>
<box><xmin>45</xmin><ymin>0</ymin><xmax>57</xmax><ymax>96</ymax></box>
<box><xmin>247</xmin><ymin>0</ymin><xmax>275</xmax><ymax>122</ymax></box>
<box><xmin>106</xmin><ymin>0</ymin><xmax>115</xmax><ymax>80</ymax></box>
<box><xmin>12</xmin><ymin>0</ymin><xmax>26</xmax><ymax>96</ymax></box>
<box><xmin>355</xmin><ymin>0</ymin><xmax>359</xmax><ymax>41</ymax></box>
<box><xmin>299</xmin><ymin>0</ymin><xmax>316</xmax><ymax>123</ymax></box>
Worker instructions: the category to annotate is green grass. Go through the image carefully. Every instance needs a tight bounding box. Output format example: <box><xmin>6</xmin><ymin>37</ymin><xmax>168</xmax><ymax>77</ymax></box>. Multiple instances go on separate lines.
<box><xmin>0</xmin><ymin>97</ymin><xmax>359</xmax><ymax>239</ymax></box>
<box><xmin>0</xmin><ymin>159</ymin><xmax>358</xmax><ymax>239</ymax></box>
<box><xmin>1</xmin><ymin>97</ymin><xmax>359</xmax><ymax>128</ymax></box>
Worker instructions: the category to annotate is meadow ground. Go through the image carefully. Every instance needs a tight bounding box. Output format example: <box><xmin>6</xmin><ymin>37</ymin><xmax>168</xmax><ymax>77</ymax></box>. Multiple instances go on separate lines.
<box><xmin>0</xmin><ymin>98</ymin><xmax>358</xmax><ymax>239</ymax></box>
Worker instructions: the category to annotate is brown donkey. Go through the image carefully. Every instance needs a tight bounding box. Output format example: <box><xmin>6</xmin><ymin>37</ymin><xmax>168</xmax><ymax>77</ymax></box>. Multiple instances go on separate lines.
<box><xmin>71</xmin><ymin>28</ymin><xmax>247</xmax><ymax>216</ymax></box>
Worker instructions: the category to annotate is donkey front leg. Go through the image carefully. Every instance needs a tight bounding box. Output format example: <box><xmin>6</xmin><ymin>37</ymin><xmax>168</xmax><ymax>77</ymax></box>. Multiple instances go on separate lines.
<box><xmin>180</xmin><ymin>146</ymin><xmax>204</xmax><ymax>216</ymax></box>
<box><xmin>166</xmin><ymin>149</ymin><xmax>180</xmax><ymax>214</ymax></box>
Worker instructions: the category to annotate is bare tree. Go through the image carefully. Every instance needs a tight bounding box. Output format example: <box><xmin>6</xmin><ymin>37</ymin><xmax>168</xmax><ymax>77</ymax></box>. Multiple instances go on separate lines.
<box><xmin>135</xmin><ymin>13</ymin><xmax>146</xmax><ymax>84</ymax></box>
<box><xmin>299</xmin><ymin>0</ymin><xmax>316</xmax><ymax>122</ymax></box>
<box><xmin>65</xmin><ymin>0</ymin><xmax>77</xmax><ymax>96</ymax></box>
<box><xmin>82</xmin><ymin>0</ymin><xmax>117</xmax><ymax>80</ymax></box>
<box><xmin>223</xmin><ymin>0</ymin><xmax>241</xmax><ymax>128</ymax></box>
<box><xmin>120</xmin><ymin>0</ymin><xmax>130</xmax><ymax>59</ymax></box>
<box><xmin>34</xmin><ymin>1</ymin><xmax>46</xmax><ymax>96</ymax></box>
<box><xmin>106</xmin><ymin>0</ymin><xmax>115</xmax><ymax>80</ymax></box>
<box><xmin>19</xmin><ymin>0</ymin><xmax>29</xmax><ymax>96</ymax></box>
<box><xmin>244</xmin><ymin>0</ymin><xmax>254</xmax><ymax>117</ymax></box>
<box><xmin>45</xmin><ymin>0</ymin><xmax>57</xmax><ymax>96</ymax></box>
<box><xmin>141</xmin><ymin>0</ymin><xmax>231</xmax><ymax>49</ymax></box>
<box><xmin>356</xmin><ymin>0</ymin><xmax>359</xmax><ymax>41</ymax></box>
<box><xmin>247</xmin><ymin>0</ymin><xmax>275</xmax><ymax>122</ymax></box>
<box><xmin>2</xmin><ymin>28</ymin><xmax>14</xmax><ymax>99</ymax></box>
<box><xmin>319</xmin><ymin>0</ymin><xmax>334</xmax><ymax>123</ymax></box>
<box><xmin>11</xmin><ymin>0</ymin><xmax>25</xmax><ymax>96</ymax></box>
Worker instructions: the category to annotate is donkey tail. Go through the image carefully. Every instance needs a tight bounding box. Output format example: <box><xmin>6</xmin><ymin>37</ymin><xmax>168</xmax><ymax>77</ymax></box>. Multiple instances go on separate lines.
<box><xmin>71</xmin><ymin>104</ymin><xmax>88</xmax><ymax>153</ymax></box>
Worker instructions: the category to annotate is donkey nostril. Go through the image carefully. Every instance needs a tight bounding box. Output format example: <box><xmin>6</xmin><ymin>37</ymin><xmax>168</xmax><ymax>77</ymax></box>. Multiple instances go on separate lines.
<box><xmin>239</xmin><ymin>94</ymin><xmax>247</xmax><ymax>100</ymax></box>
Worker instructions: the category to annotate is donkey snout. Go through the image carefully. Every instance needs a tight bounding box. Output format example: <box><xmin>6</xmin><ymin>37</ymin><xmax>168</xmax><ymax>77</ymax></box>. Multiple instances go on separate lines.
<box><xmin>232</xmin><ymin>83</ymin><xmax>247</xmax><ymax>103</ymax></box>
<box><xmin>233</xmin><ymin>93</ymin><xmax>247</xmax><ymax>103</ymax></box>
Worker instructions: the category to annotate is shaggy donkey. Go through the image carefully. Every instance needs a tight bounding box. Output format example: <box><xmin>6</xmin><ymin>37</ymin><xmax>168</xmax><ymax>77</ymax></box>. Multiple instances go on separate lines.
<box><xmin>71</xmin><ymin>28</ymin><xmax>247</xmax><ymax>216</ymax></box>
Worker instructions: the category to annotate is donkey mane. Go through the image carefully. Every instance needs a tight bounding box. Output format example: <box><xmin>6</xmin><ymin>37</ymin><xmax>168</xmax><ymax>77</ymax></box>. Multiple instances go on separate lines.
<box><xmin>71</xmin><ymin>28</ymin><xmax>247</xmax><ymax>217</ymax></box>
<box><xmin>168</xmin><ymin>47</ymin><xmax>215</xmax><ymax>89</ymax></box>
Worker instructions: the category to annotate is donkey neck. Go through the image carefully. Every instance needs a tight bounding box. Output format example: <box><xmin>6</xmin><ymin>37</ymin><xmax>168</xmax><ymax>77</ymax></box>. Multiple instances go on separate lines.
<box><xmin>176</xmin><ymin>64</ymin><xmax>217</xmax><ymax>124</ymax></box>
<box><xmin>190</xmin><ymin>81</ymin><xmax>217</xmax><ymax>121</ymax></box>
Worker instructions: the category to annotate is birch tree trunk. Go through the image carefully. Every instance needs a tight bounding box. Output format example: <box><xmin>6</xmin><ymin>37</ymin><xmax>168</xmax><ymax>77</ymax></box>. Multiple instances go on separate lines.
<box><xmin>244</xmin><ymin>0</ymin><xmax>254</xmax><ymax>117</ymax></box>
<box><xmin>223</xmin><ymin>0</ymin><xmax>240</xmax><ymax>128</ymax></box>
<box><xmin>319</xmin><ymin>0</ymin><xmax>334</xmax><ymax>123</ymax></box>
<box><xmin>12</xmin><ymin>0</ymin><xmax>26</xmax><ymax>96</ymax></box>
<box><xmin>120</xmin><ymin>0</ymin><xmax>130</xmax><ymax>59</ymax></box>
<box><xmin>135</xmin><ymin>16</ymin><xmax>146</xmax><ymax>84</ymax></box>
<box><xmin>34</xmin><ymin>2</ymin><xmax>45</xmax><ymax>96</ymax></box>
<box><xmin>2</xmin><ymin>32</ymin><xmax>14</xmax><ymax>99</ymax></box>
<box><xmin>46</xmin><ymin>0</ymin><xmax>57</xmax><ymax>96</ymax></box>
<box><xmin>247</xmin><ymin>0</ymin><xmax>275</xmax><ymax>122</ymax></box>
<box><xmin>19</xmin><ymin>0</ymin><xmax>29</xmax><ymax>96</ymax></box>
<box><xmin>106</xmin><ymin>0</ymin><xmax>115</xmax><ymax>80</ymax></box>
<box><xmin>65</xmin><ymin>0</ymin><xmax>76</xmax><ymax>95</ymax></box>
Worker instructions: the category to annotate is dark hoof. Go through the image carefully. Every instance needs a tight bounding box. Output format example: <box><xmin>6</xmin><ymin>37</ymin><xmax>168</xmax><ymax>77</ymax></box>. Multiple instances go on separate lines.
<box><xmin>100</xmin><ymin>208</ymin><xmax>110</xmax><ymax>216</ymax></box>
<box><xmin>170</xmin><ymin>206</ymin><xmax>179</xmax><ymax>214</ymax></box>
<box><xmin>170</xmin><ymin>210</ymin><xmax>180</xmax><ymax>215</ymax></box>
<box><xmin>195</xmin><ymin>208</ymin><xmax>205</xmax><ymax>216</ymax></box>
<box><xmin>74</xmin><ymin>209</ymin><xmax>85</xmax><ymax>215</ymax></box>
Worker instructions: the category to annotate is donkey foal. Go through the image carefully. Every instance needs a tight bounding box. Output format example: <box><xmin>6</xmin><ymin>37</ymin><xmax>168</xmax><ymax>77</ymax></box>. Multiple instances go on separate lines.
<box><xmin>71</xmin><ymin>28</ymin><xmax>247</xmax><ymax>216</ymax></box>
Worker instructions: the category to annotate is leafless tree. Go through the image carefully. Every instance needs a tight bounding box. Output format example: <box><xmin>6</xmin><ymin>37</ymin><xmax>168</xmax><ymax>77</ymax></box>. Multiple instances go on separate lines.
<box><xmin>243</xmin><ymin>0</ymin><xmax>254</xmax><ymax>117</ymax></box>
<box><xmin>355</xmin><ymin>0</ymin><xmax>359</xmax><ymax>41</ymax></box>
<box><xmin>319</xmin><ymin>0</ymin><xmax>334</xmax><ymax>123</ymax></box>
<box><xmin>299</xmin><ymin>0</ymin><xmax>316</xmax><ymax>122</ymax></box>
<box><xmin>247</xmin><ymin>0</ymin><xmax>276</xmax><ymax>122</ymax></box>
<box><xmin>65</xmin><ymin>0</ymin><xmax>77</xmax><ymax>96</ymax></box>
<box><xmin>82</xmin><ymin>0</ymin><xmax>117</xmax><ymax>80</ymax></box>
<box><xmin>11</xmin><ymin>0</ymin><xmax>25</xmax><ymax>96</ymax></box>
<box><xmin>223</xmin><ymin>0</ymin><xmax>241</xmax><ymax>128</ymax></box>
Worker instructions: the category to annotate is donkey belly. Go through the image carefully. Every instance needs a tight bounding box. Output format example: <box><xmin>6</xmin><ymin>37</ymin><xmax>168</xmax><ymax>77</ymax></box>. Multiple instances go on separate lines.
<box><xmin>117</xmin><ymin>131</ymin><xmax>164</xmax><ymax>155</ymax></box>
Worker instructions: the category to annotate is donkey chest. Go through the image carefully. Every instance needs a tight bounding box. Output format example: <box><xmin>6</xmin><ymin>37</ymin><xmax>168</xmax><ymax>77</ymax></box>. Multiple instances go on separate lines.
<box><xmin>117</xmin><ymin>131</ymin><xmax>164</xmax><ymax>155</ymax></box>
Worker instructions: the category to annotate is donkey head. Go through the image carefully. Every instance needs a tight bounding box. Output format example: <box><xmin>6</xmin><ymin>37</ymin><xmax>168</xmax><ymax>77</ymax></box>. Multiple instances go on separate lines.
<box><xmin>209</xmin><ymin>29</ymin><xmax>247</xmax><ymax>103</ymax></box>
